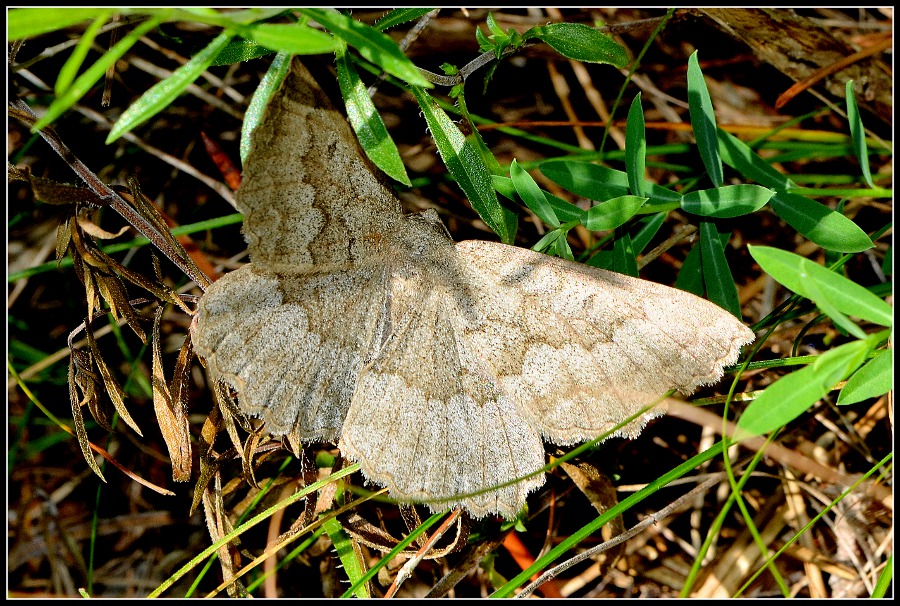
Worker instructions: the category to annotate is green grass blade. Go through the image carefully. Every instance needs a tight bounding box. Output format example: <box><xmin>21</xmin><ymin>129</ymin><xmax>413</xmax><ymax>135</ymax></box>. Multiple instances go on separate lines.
<box><xmin>613</xmin><ymin>230</ymin><xmax>639</xmax><ymax>277</ymax></box>
<box><xmin>242</xmin><ymin>22</ymin><xmax>341</xmax><ymax>55</ymax></box>
<box><xmin>717</xmin><ymin>128</ymin><xmax>794</xmax><ymax>190</ymax></box>
<box><xmin>769</xmin><ymin>192</ymin><xmax>873</xmax><ymax>253</ymax></box>
<box><xmin>411</xmin><ymin>86</ymin><xmax>513</xmax><ymax>243</ymax></box>
<box><xmin>8</xmin><ymin>7</ymin><xmax>111</xmax><ymax>40</ymax></box>
<box><xmin>625</xmin><ymin>93</ymin><xmax>647</xmax><ymax>197</ymax></box>
<box><xmin>845</xmin><ymin>80</ymin><xmax>874</xmax><ymax>188</ymax></box>
<box><xmin>511</xmin><ymin>159</ymin><xmax>560</xmax><ymax>228</ymax></box>
<box><xmin>674</xmin><ymin>243</ymin><xmax>704</xmax><ymax>295</ymax></box>
<box><xmin>687</xmin><ymin>51</ymin><xmax>723</xmax><ymax>187</ymax></box>
<box><xmin>699</xmin><ymin>221</ymin><xmax>741</xmax><ymax>318</ymax></box>
<box><xmin>748</xmin><ymin>245</ymin><xmax>892</xmax><ymax>327</ymax></box>
<box><xmin>302</xmin><ymin>8</ymin><xmax>431</xmax><ymax>87</ymax></box>
<box><xmin>584</xmin><ymin>196</ymin><xmax>647</xmax><ymax>231</ymax></box>
<box><xmin>736</xmin><ymin>339</ymin><xmax>873</xmax><ymax>438</ymax></box>
<box><xmin>374</xmin><ymin>8</ymin><xmax>437</xmax><ymax>31</ymax></box>
<box><xmin>322</xmin><ymin>516</ymin><xmax>369</xmax><ymax>598</ymax></box>
<box><xmin>34</xmin><ymin>17</ymin><xmax>162</xmax><ymax>132</ymax></box>
<box><xmin>492</xmin><ymin>441</ymin><xmax>727</xmax><ymax>597</ymax></box>
<box><xmin>106</xmin><ymin>31</ymin><xmax>232</xmax><ymax>143</ymax></box>
<box><xmin>837</xmin><ymin>349</ymin><xmax>892</xmax><ymax>406</ymax></box>
<box><xmin>681</xmin><ymin>184</ymin><xmax>773</xmax><ymax>218</ymax></box>
<box><xmin>337</xmin><ymin>48</ymin><xmax>411</xmax><ymax>186</ymax></box>
<box><xmin>240</xmin><ymin>52</ymin><xmax>291</xmax><ymax>165</ymax></box>
<box><xmin>55</xmin><ymin>11</ymin><xmax>115</xmax><ymax>96</ymax></box>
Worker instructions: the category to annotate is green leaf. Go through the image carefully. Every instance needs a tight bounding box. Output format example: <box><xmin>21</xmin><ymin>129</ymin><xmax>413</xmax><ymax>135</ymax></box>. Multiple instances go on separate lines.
<box><xmin>837</xmin><ymin>349</ymin><xmax>893</xmax><ymax>405</ymax></box>
<box><xmin>674</xmin><ymin>243</ymin><xmax>705</xmax><ymax>296</ymax></box>
<box><xmin>523</xmin><ymin>22</ymin><xmax>628</xmax><ymax>67</ymax></box>
<box><xmin>846</xmin><ymin>80</ymin><xmax>874</xmax><ymax>188</ymax></box>
<box><xmin>625</xmin><ymin>93</ymin><xmax>647</xmax><ymax>197</ymax></box>
<box><xmin>540</xmin><ymin>160</ymin><xmax>630</xmax><ymax>201</ymax></box>
<box><xmin>717</xmin><ymin>128</ymin><xmax>795</xmax><ymax>190</ymax></box>
<box><xmin>801</xmin><ymin>268</ymin><xmax>868</xmax><ymax>340</ymax></box>
<box><xmin>613</xmin><ymin>230</ymin><xmax>639</xmax><ymax>277</ymax></box>
<box><xmin>511</xmin><ymin>160</ymin><xmax>560</xmax><ymax>228</ymax></box>
<box><xmin>584</xmin><ymin>196</ymin><xmax>647</xmax><ymax>231</ymax></box>
<box><xmin>240</xmin><ymin>52</ymin><xmax>291</xmax><ymax>165</ymax></box>
<box><xmin>768</xmin><ymin>192</ymin><xmax>873</xmax><ymax>253</ymax></box>
<box><xmin>411</xmin><ymin>86</ymin><xmax>513</xmax><ymax>243</ymax></box>
<box><xmin>242</xmin><ymin>23</ymin><xmax>341</xmax><ymax>55</ymax></box>
<box><xmin>210</xmin><ymin>39</ymin><xmax>275</xmax><ymax>65</ymax></box>
<box><xmin>539</xmin><ymin>159</ymin><xmax>681</xmax><ymax>207</ymax></box>
<box><xmin>687</xmin><ymin>51</ymin><xmax>723</xmax><ymax>187</ymax></box>
<box><xmin>322</xmin><ymin>517</ymin><xmax>369</xmax><ymax>598</ymax></box>
<box><xmin>555</xmin><ymin>232</ymin><xmax>575</xmax><ymax>260</ymax></box>
<box><xmin>748</xmin><ymin>245</ymin><xmax>892</xmax><ymax>328</ymax></box>
<box><xmin>736</xmin><ymin>339</ymin><xmax>873</xmax><ymax>438</ymax></box>
<box><xmin>106</xmin><ymin>31</ymin><xmax>232</xmax><ymax>143</ymax></box>
<box><xmin>55</xmin><ymin>11</ymin><xmax>114</xmax><ymax>96</ymax></box>
<box><xmin>631</xmin><ymin>212</ymin><xmax>667</xmax><ymax>255</ymax></box>
<box><xmin>34</xmin><ymin>18</ymin><xmax>162</xmax><ymax>133</ymax></box>
<box><xmin>374</xmin><ymin>8</ymin><xmax>436</xmax><ymax>31</ymax></box>
<box><xmin>8</xmin><ymin>7</ymin><xmax>112</xmax><ymax>40</ymax></box>
<box><xmin>681</xmin><ymin>184</ymin><xmax>773</xmax><ymax>218</ymax></box>
<box><xmin>337</xmin><ymin>48</ymin><xmax>411</xmax><ymax>186</ymax></box>
<box><xmin>301</xmin><ymin>8</ymin><xmax>431</xmax><ymax>87</ymax></box>
<box><xmin>699</xmin><ymin>221</ymin><xmax>741</xmax><ymax>318</ymax></box>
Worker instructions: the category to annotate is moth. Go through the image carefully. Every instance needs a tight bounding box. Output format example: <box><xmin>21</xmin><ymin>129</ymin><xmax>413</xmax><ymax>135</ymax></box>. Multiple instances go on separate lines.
<box><xmin>192</xmin><ymin>59</ymin><xmax>754</xmax><ymax>519</ymax></box>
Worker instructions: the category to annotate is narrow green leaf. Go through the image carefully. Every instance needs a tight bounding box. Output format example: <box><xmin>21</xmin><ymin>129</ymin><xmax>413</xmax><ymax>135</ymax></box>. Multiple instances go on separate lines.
<box><xmin>768</xmin><ymin>192</ymin><xmax>872</xmax><ymax>253</ymax></box>
<box><xmin>240</xmin><ymin>52</ymin><xmax>291</xmax><ymax>165</ymax></box>
<box><xmin>872</xmin><ymin>554</ymin><xmax>893</xmax><ymax>598</ymax></box>
<box><xmin>717</xmin><ymin>128</ymin><xmax>794</xmax><ymax>190</ymax></box>
<box><xmin>631</xmin><ymin>212</ymin><xmax>667</xmax><ymax>255</ymax></box>
<box><xmin>106</xmin><ymin>31</ymin><xmax>232</xmax><ymax>143</ymax></box>
<box><xmin>322</xmin><ymin>517</ymin><xmax>369</xmax><ymax>598</ymax></box>
<box><xmin>539</xmin><ymin>160</ymin><xmax>630</xmax><ymax>201</ymax></box>
<box><xmin>584</xmin><ymin>196</ymin><xmax>647</xmax><ymax>231</ymax></box>
<box><xmin>674</xmin><ymin>243</ymin><xmax>705</xmax><ymax>296</ymax></box>
<box><xmin>411</xmin><ymin>86</ymin><xmax>513</xmax><ymax>243</ymax></box>
<box><xmin>625</xmin><ymin>93</ymin><xmax>647</xmax><ymax>197</ymax></box>
<box><xmin>837</xmin><ymin>349</ymin><xmax>892</xmax><ymax>406</ymax></box>
<box><xmin>337</xmin><ymin>48</ymin><xmax>411</xmax><ymax>186</ymax></box>
<box><xmin>55</xmin><ymin>11</ymin><xmax>114</xmax><ymax>96</ymax></box>
<box><xmin>687</xmin><ymin>51</ymin><xmax>723</xmax><ymax>187</ymax></box>
<box><xmin>736</xmin><ymin>339</ymin><xmax>872</xmax><ymax>438</ymax></box>
<box><xmin>210</xmin><ymin>39</ymin><xmax>274</xmax><ymax>65</ymax></box>
<box><xmin>243</xmin><ymin>23</ymin><xmax>341</xmax><ymax>55</ymax></box>
<box><xmin>511</xmin><ymin>160</ymin><xmax>560</xmax><ymax>228</ymax></box>
<box><xmin>681</xmin><ymin>184</ymin><xmax>773</xmax><ymax>218</ymax></box>
<box><xmin>748</xmin><ymin>245</ymin><xmax>892</xmax><ymax>328</ymax></box>
<box><xmin>301</xmin><ymin>8</ymin><xmax>431</xmax><ymax>87</ymax></box>
<box><xmin>801</xmin><ymin>269</ymin><xmax>868</xmax><ymax>340</ymax></box>
<box><xmin>456</xmin><ymin>91</ymin><xmax>518</xmax><ymax>236</ymax></box>
<box><xmin>699</xmin><ymin>221</ymin><xmax>741</xmax><ymax>318</ymax></box>
<box><xmin>555</xmin><ymin>232</ymin><xmax>575</xmax><ymax>261</ymax></box>
<box><xmin>374</xmin><ymin>8</ymin><xmax>436</xmax><ymax>31</ymax></box>
<box><xmin>613</xmin><ymin>230</ymin><xmax>639</xmax><ymax>277</ymax></box>
<box><xmin>539</xmin><ymin>159</ymin><xmax>681</xmax><ymax>206</ymax></box>
<box><xmin>845</xmin><ymin>80</ymin><xmax>874</xmax><ymax>188</ymax></box>
<box><xmin>8</xmin><ymin>7</ymin><xmax>112</xmax><ymax>40</ymax></box>
<box><xmin>34</xmin><ymin>18</ymin><xmax>161</xmax><ymax>133</ymax></box>
<box><xmin>491</xmin><ymin>175</ymin><xmax>517</xmax><ymax>200</ymax></box>
<box><xmin>532</xmin><ymin>230</ymin><xmax>562</xmax><ymax>254</ymax></box>
<box><xmin>543</xmin><ymin>191</ymin><xmax>585</xmax><ymax>223</ymax></box>
<box><xmin>523</xmin><ymin>22</ymin><xmax>628</xmax><ymax>67</ymax></box>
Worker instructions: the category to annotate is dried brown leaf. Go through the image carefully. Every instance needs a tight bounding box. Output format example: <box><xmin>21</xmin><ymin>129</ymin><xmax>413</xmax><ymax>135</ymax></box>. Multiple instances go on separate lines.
<box><xmin>152</xmin><ymin>307</ymin><xmax>192</xmax><ymax>482</ymax></box>
<box><xmin>84</xmin><ymin>320</ymin><xmax>143</xmax><ymax>436</ymax></box>
<box><xmin>68</xmin><ymin>350</ymin><xmax>106</xmax><ymax>481</ymax></box>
